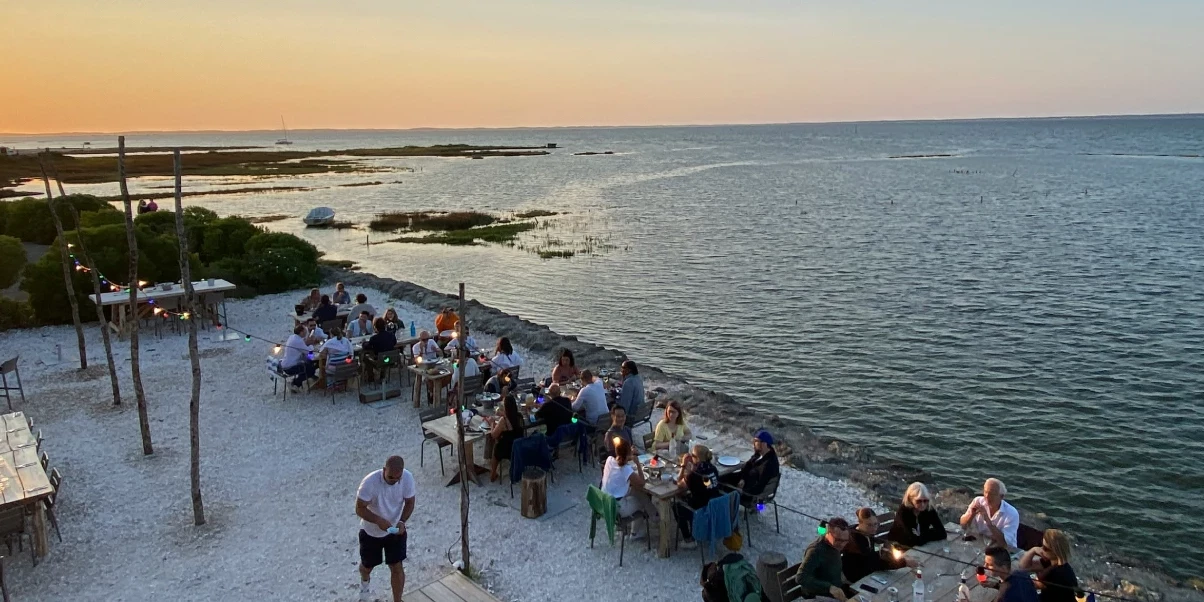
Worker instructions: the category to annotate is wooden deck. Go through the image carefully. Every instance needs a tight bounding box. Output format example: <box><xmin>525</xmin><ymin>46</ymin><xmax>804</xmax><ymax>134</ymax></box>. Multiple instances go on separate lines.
<box><xmin>405</xmin><ymin>571</ymin><xmax>500</xmax><ymax>602</ymax></box>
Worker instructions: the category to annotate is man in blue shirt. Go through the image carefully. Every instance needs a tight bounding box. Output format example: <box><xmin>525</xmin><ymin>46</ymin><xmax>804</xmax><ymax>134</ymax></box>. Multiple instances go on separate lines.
<box><xmin>985</xmin><ymin>546</ymin><xmax>1039</xmax><ymax>602</ymax></box>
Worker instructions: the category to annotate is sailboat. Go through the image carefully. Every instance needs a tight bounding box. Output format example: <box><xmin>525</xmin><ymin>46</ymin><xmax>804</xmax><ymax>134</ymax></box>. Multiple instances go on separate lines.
<box><xmin>275</xmin><ymin>116</ymin><xmax>293</xmax><ymax>145</ymax></box>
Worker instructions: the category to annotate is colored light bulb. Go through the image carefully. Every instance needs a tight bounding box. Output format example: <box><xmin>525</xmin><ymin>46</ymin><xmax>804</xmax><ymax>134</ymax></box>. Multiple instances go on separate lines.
<box><xmin>817</xmin><ymin>520</ymin><xmax>828</xmax><ymax>536</ymax></box>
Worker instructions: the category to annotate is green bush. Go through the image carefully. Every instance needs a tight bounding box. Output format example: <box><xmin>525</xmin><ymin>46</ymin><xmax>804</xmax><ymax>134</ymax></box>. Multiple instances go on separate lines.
<box><xmin>0</xmin><ymin>298</ymin><xmax>35</xmax><ymax>331</ymax></box>
<box><xmin>0</xmin><ymin>234</ymin><xmax>25</xmax><ymax>288</ymax></box>
<box><xmin>2</xmin><ymin>195</ymin><xmax>112</xmax><ymax>244</ymax></box>
<box><xmin>199</xmin><ymin>217</ymin><xmax>261</xmax><ymax>263</ymax></box>
<box><xmin>19</xmin><ymin>246</ymin><xmax>97</xmax><ymax>325</ymax></box>
<box><xmin>241</xmin><ymin>247</ymin><xmax>320</xmax><ymax>293</ymax></box>
<box><xmin>244</xmin><ymin>231</ymin><xmax>320</xmax><ymax>264</ymax></box>
<box><xmin>79</xmin><ymin>209</ymin><xmax>125</xmax><ymax>228</ymax></box>
<box><xmin>0</xmin><ymin>202</ymin><xmax>9</xmax><ymax>235</ymax></box>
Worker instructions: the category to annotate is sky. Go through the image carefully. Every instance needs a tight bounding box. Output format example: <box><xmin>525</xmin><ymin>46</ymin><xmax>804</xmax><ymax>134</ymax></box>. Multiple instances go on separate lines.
<box><xmin>3</xmin><ymin>0</ymin><xmax>1204</xmax><ymax>133</ymax></box>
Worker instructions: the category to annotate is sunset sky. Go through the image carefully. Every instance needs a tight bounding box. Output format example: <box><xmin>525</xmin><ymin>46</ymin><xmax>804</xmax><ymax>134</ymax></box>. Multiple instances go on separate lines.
<box><xmin>4</xmin><ymin>0</ymin><xmax>1203</xmax><ymax>133</ymax></box>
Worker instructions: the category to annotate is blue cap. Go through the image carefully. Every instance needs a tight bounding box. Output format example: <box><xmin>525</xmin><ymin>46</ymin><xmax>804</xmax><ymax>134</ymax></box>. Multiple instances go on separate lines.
<box><xmin>755</xmin><ymin>430</ymin><xmax>774</xmax><ymax>445</ymax></box>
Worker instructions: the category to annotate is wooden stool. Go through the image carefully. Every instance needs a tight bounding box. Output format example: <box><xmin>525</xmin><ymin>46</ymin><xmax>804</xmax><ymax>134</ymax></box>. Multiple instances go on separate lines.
<box><xmin>520</xmin><ymin>467</ymin><xmax>547</xmax><ymax>519</ymax></box>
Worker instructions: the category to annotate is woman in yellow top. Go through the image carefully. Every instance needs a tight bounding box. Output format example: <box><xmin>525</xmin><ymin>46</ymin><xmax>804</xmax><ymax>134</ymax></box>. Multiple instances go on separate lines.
<box><xmin>652</xmin><ymin>400</ymin><xmax>692</xmax><ymax>452</ymax></box>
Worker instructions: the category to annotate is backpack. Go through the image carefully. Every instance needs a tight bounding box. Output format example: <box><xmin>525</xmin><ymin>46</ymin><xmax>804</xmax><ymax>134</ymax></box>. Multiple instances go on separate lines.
<box><xmin>700</xmin><ymin>561</ymin><xmax>729</xmax><ymax>602</ymax></box>
<box><xmin>721</xmin><ymin>555</ymin><xmax>762</xmax><ymax>602</ymax></box>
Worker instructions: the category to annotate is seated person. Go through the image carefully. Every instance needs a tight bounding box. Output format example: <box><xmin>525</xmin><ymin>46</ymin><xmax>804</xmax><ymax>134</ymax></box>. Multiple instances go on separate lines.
<box><xmin>485</xmin><ymin>392</ymin><xmax>525</xmax><ymax>482</ymax></box>
<box><xmin>448</xmin><ymin>348</ymin><xmax>482</xmax><ymax>397</ymax></box>
<box><xmin>490</xmin><ymin>337</ymin><xmax>523</xmax><ymax>377</ymax></box>
<box><xmin>381</xmin><ymin>308</ymin><xmax>405</xmax><ymax>334</ymax></box>
<box><xmin>551</xmin><ymin>349</ymin><xmax>580</xmax><ymax>385</ymax></box>
<box><xmin>1018</xmin><ymin>529</ymin><xmax>1077</xmax><ymax>602</ymax></box>
<box><xmin>319</xmin><ymin>327</ymin><xmax>354</xmax><ymax>373</ymax></box>
<box><xmin>652</xmin><ymin>400</ymin><xmax>692</xmax><ymax>452</ymax></box>
<box><xmin>984</xmin><ymin>546</ymin><xmax>1039</xmax><ymax>602</ymax></box>
<box><xmin>535</xmin><ymin>383</ymin><xmax>575</xmax><ymax>436</ymax></box>
<box><xmin>571</xmin><ymin>370</ymin><xmax>609</xmax><ymax>424</ymax></box>
<box><xmin>601</xmin><ymin>438</ymin><xmax>656</xmax><ymax>537</ymax></box>
<box><xmin>959</xmin><ymin>478</ymin><xmax>1019</xmax><ymax>548</ymax></box>
<box><xmin>616</xmin><ymin>360</ymin><xmax>645</xmax><ymax>417</ymax></box>
<box><xmin>299</xmin><ymin>288</ymin><xmax>322</xmax><ymax>312</ymax></box>
<box><xmin>412</xmin><ymin>330</ymin><xmax>441</xmax><ymax>362</ymax></box>
<box><xmin>331</xmin><ymin>281</ymin><xmax>351</xmax><ymax>305</ymax></box>
<box><xmin>280</xmin><ymin>325</ymin><xmax>315</xmax><ymax>392</ymax></box>
<box><xmin>347</xmin><ymin>293</ymin><xmax>376</xmax><ymax>321</ymax></box>
<box><xmin>347</xmin><ymin>311</ymin><xmax>375</xmax><ymax>338</ymax></box>
<box><xmin>723</xmin><ymin>429</ymin><xmax>780</xmax><ymax>502</ymax></box>
<box><xmin>604</xmin><ymin>405</ymin><xmax>633</xmax><ymax>457</ymax></box>
<box><xmin>311</xmin><ymin>294</ymin><xmax>338</xmax><ymax>323</ymax></box>
<box><xmin>435</xmin><ymin>307</ymin><xmax>459</xmax><ymax>333</ymax></box>
<box><xmin>362</xmin><ymin>318</ymin><xmax>397</xmax><ymax>381</ymax></box>
<box><xmin>673</xmin><ymin>444</ymin><xmax>723</xmax><ymax>547</ymax></box>
<box><xmin>795</xmin><ymin>516</ymin><xmax>854</xmax><ymax>601</ymax></box>
<box><xmin>303</xmin><ymin>318</ymin><xmax>327</xmax><ymax>346</ymax></box>
<box><xmin>843</xmin><ymin>507</ymin><xmax>913</xmax><ymax>584</ymax></box>
<box><xmin>887</xmin><ymin>482</ymin><xmax>947</xmax><ymax>548</ymax></box>
<box><xmin>444</xmin><ymin>325</ymin><xmax>479</xmax><ymax>355</ymax></box>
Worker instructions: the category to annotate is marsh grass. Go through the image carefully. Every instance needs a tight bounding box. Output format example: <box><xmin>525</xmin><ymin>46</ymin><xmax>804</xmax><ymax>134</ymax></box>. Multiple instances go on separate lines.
<box><xmin>368</xmin><ymin>211</ymin><xmax>497</xmax><ymax>232</ymax></box>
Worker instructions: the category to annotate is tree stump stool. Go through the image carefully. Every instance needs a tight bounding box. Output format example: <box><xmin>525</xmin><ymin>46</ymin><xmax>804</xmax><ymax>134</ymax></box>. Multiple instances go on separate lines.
<box><xmin>757</xmin><ymin>551</ymin><xmax>788</xmax><ymax>602</ymax></box>
<box><xmin>520</xmin><ymin>467</ymin><xmax>547</xmax><ymax>519</ymax></box>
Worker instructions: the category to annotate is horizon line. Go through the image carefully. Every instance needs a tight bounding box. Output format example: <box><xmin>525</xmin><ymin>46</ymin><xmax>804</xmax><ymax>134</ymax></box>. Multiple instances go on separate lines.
<box><xmin>3</xmin><ymin>111</ymin><xmax>1202</xmax><ymax>138</ymax></box>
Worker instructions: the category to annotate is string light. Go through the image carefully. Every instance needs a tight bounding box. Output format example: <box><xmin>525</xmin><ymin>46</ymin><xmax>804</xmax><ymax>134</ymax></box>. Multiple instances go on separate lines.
<box><xmin>817</xmin><ymin>519</ymin><xmax>828</xmax><ymax>536</ymax></box>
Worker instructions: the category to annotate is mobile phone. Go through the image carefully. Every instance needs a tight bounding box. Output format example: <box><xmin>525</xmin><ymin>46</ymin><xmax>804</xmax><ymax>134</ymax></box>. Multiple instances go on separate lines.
<box><xmin>871</xmin><ymin>575</ymin><xmax>889</xmax><ymax>585</ymax></box>
<box><xmin>859</xmin><ymin>584</ymin><xmax>880</xmax><ymax>594</ymax></box>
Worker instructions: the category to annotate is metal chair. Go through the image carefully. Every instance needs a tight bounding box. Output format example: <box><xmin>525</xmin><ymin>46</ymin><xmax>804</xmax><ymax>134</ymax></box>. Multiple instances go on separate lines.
<box><xmin>1</xmin><ymin>552</ymin><xmax>11</xmax><ymax>602</ymax></box>
<box><xmin>324</xmin><ymin>359</ymin><xmax>360</xmax><ymax>403</ymax></box>
<box><xmin>417</xmin><ymin>407</ymin><xmax>451</xmax><ymax>475</ymax></box>
<box><xmin>40</xmin><ymin>451</ymin><xmax>49</xmax><ymax>471</ymax></box>
<box><xmin>778</xmin><ymin>562</ymin><xmax>804</xmax><ymax>601</ymax></box>
<box><xmin>737</xmin><ymin>475</ymin><xmax>781</xmax><ymax>547</ymax></box>
<box><xmin>45</xmin><ymin>468</ymin><xmax>62</xmax><ymax>543</ymax></box>
<box><xmin>627</xmin><ymin>401</ymin><xmax>655</xmax><ymax>434</ymax></box>
<box><xmin>0</xmin><ymin>507</ymin><xmax>34</xmax><ymax>567</ymax></box>
<box><xmin>0</xmin><ymin>357</ymin><xmax>24</xmax><ymax>411</ymax></box>
<box><xmin>587</xmin><ymin>486</ymin><xmax>650</xmax><ymax>567</ymax></box>
<box><xmin>35</xmin><ymin>430</ymin><xmax>43</xmax><ymax>452</ymax></box>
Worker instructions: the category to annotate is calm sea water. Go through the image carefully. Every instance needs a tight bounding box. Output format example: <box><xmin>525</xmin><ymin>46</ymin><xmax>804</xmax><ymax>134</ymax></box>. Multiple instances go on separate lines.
<box><xmin>7</xmin><ymin>117</ymin><xmax>1204</xmax><ymax>577</ymax></box>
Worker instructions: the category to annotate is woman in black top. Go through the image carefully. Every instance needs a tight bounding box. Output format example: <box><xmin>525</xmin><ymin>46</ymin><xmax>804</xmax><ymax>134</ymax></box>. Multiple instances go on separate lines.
<box><xmin>487</xmin><ymin>391</ymin><xmax>525</xmax><ymax>482</ymax></box>
<box><xmin>381</xmin><ymin>308</ymin><xmax>405</xmax><ymax>334</ymax></box>
<box><xmin>312</xmin><ymin>295</ymin><xmax>338</xmax><ymax>322</ymax></box>
<box><xmin>1019</xmin><ymin>529</ymin><xmax>1078</xmax><ymax>602</ymax></box>
<box><xmin>844</xmin><ymin>507</ymin><xmax>913</xmax><ymax>583</ymax></box>
<box><xmin>673</xmin><ymin>444</ymin><xmax>723</xmax><ymax>544</ymax></box>
<box><xmin>887</xmin><ymin>482</ymin><xmax>947</xmax><ymax>547</ymax></box>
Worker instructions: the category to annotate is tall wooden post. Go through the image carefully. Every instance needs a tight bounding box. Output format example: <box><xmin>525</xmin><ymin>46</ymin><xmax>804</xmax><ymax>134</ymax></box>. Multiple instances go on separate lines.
<box><xmin>119</xmin><ymin>136</ymin><xmax>153</xmax><ymax>453</ymax></box>
<box><xmin>49</xmin><ymin>164</ymin><xmax>122</xmax><ymax>407</ymax></box>
<box><xmin>456</xmin><ymin>283</ymin><xmax>470</xmax><ymax>574</ymax></box>
<box><xmin>38</xmin><ymin>155</ymin><xmax>87</xmax><ymax>369</ymax></box>
<box><xmin>174</xmin><ymin>150</ymin><xmax>206</xmax><ymax>526</ymax></box>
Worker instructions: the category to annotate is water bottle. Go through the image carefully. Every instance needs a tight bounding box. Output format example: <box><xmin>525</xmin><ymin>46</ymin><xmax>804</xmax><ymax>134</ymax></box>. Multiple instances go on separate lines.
<box><xmin>410</xmin><ymin>322</ymin><xmax>416</xmax><ymax>337</ymax></box>
<box><xmin>912</xmin><ymin>569</ymin><xmax>925</xmax><ymax>602</ymax></box>
<box><xmin>957</xmin><ymin>572</ymin><xmax>971</xmax><ymax>602</ymax></box>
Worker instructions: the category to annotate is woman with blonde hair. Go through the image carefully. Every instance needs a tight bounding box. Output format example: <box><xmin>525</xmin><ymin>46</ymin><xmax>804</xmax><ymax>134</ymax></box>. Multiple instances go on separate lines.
<box><xmin>652</xmin><ymin>400</ymin><xmax>692</xmax><ymax>453</ymax></box>
<box><xmin>1020</xmin><ymin>529</ymin><xmax>1078</xmax><ymax>602</ymax></box>
<box><xmin>886</xmin><ymin>481</ymin><xmax>947</xmax><ymax>547</ymax></box>
<box><xmin>673</xmin><ymin>443</ymin><xmax>721</xmax><ymax>548</ymax></box>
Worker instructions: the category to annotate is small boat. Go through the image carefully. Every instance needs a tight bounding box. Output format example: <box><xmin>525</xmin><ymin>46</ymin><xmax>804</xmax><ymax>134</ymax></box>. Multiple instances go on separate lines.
<box><xmin>303</xmin><ymin>207</ymin><xmax>335</xmax><ymax>227</ymax></box>
<box><xmin>276</xmin><ymin>116</ymin><xmax>293</xmax><ymax>145</ymax></box>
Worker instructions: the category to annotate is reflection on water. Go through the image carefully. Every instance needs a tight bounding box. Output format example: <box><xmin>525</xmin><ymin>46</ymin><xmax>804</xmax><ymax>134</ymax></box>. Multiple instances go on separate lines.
<box><xmin>7</xmin><ymin>118</ymin><xmax>1204</xmax><ymax>577</ymax></box>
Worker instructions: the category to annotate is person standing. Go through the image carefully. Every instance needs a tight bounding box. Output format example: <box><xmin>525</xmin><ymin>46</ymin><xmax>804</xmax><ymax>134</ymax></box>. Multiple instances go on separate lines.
<box><xmin>355</xmin><ymin>456</ymin><xmax>417</xmax><ymax>602</ymax></box>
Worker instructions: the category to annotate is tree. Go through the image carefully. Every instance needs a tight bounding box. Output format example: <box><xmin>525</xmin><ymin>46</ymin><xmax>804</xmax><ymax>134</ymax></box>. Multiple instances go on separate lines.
<box><xmin>37</xmin><ymin>157</ymin><xmax>87</xmax><ymax>369</ymax></box>
<box><xmin>118</xmin><ymin>137</ymin><xmax>153</xmax><ymax>453</ymax></box>
<box><xmin>174</xmin><ymin>150</ymin><xmax>205</xmax><ymax>525</ymax></box>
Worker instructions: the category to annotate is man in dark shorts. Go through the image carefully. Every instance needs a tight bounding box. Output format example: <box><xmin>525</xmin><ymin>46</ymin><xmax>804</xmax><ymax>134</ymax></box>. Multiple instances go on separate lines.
<box><xmin>356</xmin><ymin>456</ymin><xmax>417</xmax><ymax>602</ymax></box>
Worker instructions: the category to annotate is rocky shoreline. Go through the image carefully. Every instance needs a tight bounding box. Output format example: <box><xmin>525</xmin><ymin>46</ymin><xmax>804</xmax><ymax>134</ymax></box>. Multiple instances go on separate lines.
<box><xmin>327</xmin><ymin>267</ymin><xmax>1203</xmax><ymax>601</ymax></box>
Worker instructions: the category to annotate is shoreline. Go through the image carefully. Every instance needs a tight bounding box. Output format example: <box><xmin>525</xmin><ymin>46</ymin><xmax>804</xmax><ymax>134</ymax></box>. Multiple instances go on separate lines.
<box><xmin>327</xmin><ymin>267</ymin><xmax>1204</xmax><ymax>601</ymax></box>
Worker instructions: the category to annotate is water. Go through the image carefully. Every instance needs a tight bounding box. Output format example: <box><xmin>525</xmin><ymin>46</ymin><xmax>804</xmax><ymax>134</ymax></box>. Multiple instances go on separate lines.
<box><xmin>6</xmin><ymin>116</ymin><xmax>1204</xmax><ymax>578</ymax></box>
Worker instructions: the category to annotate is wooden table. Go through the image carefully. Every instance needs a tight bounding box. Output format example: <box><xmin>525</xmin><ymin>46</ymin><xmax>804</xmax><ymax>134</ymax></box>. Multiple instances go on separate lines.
<box><xmin>0</xmin><ymin>412</ymin><xmax>53</xmax><ymax>557</ymax></box>
<box><xmin>638</xmin><ymin>439</ymin><xmax>751</xmax><ymax>558</ymax></box>
<box><xmin>286</xmin><ymin>307</ymin><xmax>352</xmax><ymax>324</ymax></box>
<box><xmin>852</xmin><ymin>525</ymin><xmax>995</xmax><ymax>602</ymax></box>
<box><xmin>90</xmin><ymin>279</ymin><xmax>236</xmax><ymax>339</ymax></box>
<box><xmin>408</xmin><ymin>363</ymin><xmax>453</xmax><ymax>408</ymax></box>
<box><xmin>421</xmin><ymin>414</ymin><xmax>490</xmax><ymax>487</ymax></box>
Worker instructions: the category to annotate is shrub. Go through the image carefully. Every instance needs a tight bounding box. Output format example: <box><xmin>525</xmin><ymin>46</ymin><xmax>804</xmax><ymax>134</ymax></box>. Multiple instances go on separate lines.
<box><xmin>0</xmin><ymin>234</ymin><xmax>25</xmax><ymax>288</ymax></box>
<box><xmin>79</xmin><ymin>209</ymin><xmax>125</xmax><ymax>228</ymax></box>
<box><xmin>199</xmin><ymin>217</ymin><xmax>261</xmax><ymax>263</ymax></box>
<box><xmin>244</xmin><ymin>231</ymin><xmax>320</xmax><ymax>264</ymax></box>
<box><xmin>0</xmin><ymin>298</ymin><xmax>35</xmax><ymax>331</ymax></box>
<box><xmin>2</xmin><ymin>195</ymin><xmax>112</xmax><ymax>244</ymax></box>
<box><xmin>242</xmin><ymin>247</ymin><xmax>319</xmax><ymax>293</ymax></box>
<box><xmin>19</xmin><ymin>247</ymin><xmax>97</xmax><ymax>325</ymax></box>
<box><xmin>0</xmin><ymin>202</ymin><xmax>8</xmax><ymax>235</ymax></box>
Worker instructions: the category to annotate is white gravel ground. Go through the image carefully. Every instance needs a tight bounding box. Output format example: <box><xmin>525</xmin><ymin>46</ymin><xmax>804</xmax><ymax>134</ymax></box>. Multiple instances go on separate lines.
<box><xmin>0</xmin><ymin>288</ymin><xmax>877</xmax><ymax>602</ymax></box>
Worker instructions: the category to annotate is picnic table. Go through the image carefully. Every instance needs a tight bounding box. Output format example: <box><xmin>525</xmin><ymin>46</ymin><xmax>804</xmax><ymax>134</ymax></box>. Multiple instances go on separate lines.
<box><xmin>421</xmin><ymin>413</ymin><xmax>490</xmax><ymax>487</ymax></box>
<box><xmin>638</xmin><ymin>439</ymin><xmax>751</xmax><ymax>558</ymax></box>
<box><xmin>408</xmin><ymin>361</ymin><xmax>453</xmax><ymax>408</ymax></box>
<box><xmin>90</xmin><ymin>279</ymin><xmax>236</xmax><ymax>339</ymax></box>
<box><xmin>286</xmin><ymin>306</ymin><xmax>352</xmax><ymax>325</ymax></box>
<box><xmin>0</xmin><ymin>411</ymin><xmax>53</xmax><ymax>557</ymax></box>
<box><xmin>848</xmin><ymin>524</ymin><xmax>996</xmax><ymax>602</ymax></box>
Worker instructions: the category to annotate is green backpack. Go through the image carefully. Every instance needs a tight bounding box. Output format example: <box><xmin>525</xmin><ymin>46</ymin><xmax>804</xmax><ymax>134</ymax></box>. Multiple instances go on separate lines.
<box><xmin>722</xmin><ymin>555</ymin><xmax>763</xmax><ymax>602</ymax></box>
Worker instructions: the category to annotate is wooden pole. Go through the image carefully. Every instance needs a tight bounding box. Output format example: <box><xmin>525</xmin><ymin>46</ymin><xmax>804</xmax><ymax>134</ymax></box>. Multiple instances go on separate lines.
<box><xmin>119</xmin><ymin>136</ymin><xmax>153</xmax><ymax>453</ymax></box>
<box><xmin>50</xmin><ymin>164</ymin><xmax>122</xmax><ymax>406</ymax></box>
<box><xmin>38</xmin><ymin>155</ymin><xmax>87</xmax><ymax>369</ymax></box>
<box><xmin>456</xmin><ymin>283</ymin><xmax>470</xmax><ymax>574</ymax></box>
<box><xmin>174</xmin><ymin>150</ymin><xmax>206</xmax><ymax>526</ymax></box>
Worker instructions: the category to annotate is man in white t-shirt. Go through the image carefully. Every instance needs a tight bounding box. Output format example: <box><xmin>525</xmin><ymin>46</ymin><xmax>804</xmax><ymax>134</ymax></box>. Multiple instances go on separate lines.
<box><xmin>959</xmin><ymin>477</ymin><xmax>1019</xmax><ymax>548</ymax></box>
<box><xmin>355</xmin><ymin>456</ymin><xmax>417</xmax><ymax>602</ymax></box>
<box><xmin>411</xmin><ymin>331</ymin><xmax>442</xmax><ymax>362</ymax></box>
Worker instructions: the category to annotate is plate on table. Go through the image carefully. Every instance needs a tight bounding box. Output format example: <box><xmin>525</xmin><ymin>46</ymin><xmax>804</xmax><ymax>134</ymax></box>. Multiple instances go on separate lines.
<box><xmin>477</xmin><ymin>392</ymin><xmax>501</xmax><ymax>402</ymax></box>
<box><xmin>637</xmin><ymin>453</ymin><xmax>654</xmax><ymax>464</ymax></box>
<box><xmin>717</xmin><ymin>456</ymin><xmax>741</xmax><ymax>467</ymax></box>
